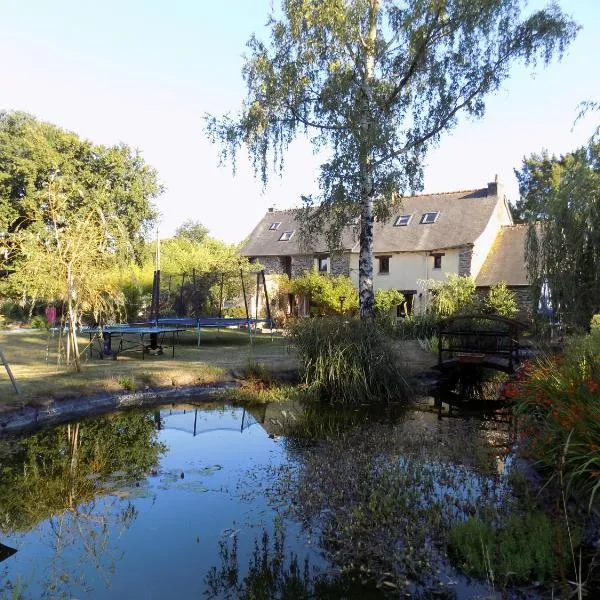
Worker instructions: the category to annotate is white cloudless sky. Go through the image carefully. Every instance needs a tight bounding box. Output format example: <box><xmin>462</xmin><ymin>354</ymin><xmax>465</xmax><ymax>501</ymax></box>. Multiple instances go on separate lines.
<box><xmin>1</xmin><ymin>0</ymin><xmax>598</xmax><ymax>244</ymax></box>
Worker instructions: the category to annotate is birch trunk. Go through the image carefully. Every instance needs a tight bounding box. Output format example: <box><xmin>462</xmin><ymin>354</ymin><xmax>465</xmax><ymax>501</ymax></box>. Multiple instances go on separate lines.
<box><xmin>358</xmin><ymin>0</ymin><xmax>379</xmax><ymax>319</ymax></box>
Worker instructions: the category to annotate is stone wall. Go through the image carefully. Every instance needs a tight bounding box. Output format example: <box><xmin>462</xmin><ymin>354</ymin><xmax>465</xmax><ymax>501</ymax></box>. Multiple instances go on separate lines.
<box><xmin>252</xmin><ymin>253</ymin><xmax>350</xmax><ymax>278</ymax></box>
<box><xmin>255</xmin><ymin>256</ymin><xmax>284</xmax><ymax>275</ymax></box>
<box><xmin>291</xmin><ymin>255</ymin><xmax>314</xmax><ymax>277</ymax></box>
<box><xmin>475</xmin><ymin>285</ymin><xmax>534</xmax><ymax>322</ymax></box>
<box><xmin>458</xmin><ymin>245</ymin><xmax>473</xmax><ymax>276</ymax></box>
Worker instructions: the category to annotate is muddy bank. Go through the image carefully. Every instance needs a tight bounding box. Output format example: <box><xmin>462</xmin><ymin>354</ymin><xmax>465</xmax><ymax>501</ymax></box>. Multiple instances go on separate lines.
<box><xmin>0</xmin><ymin>381</ymin><xmax>240</xmax><ymax>437</ymax></box>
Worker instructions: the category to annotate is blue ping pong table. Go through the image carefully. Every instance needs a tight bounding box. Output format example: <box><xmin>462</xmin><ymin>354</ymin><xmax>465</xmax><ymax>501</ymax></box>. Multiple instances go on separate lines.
<box><xmin>86</xmin><ymin>326</ymin><xmax>185</xmax><ymax>359</ymax></box>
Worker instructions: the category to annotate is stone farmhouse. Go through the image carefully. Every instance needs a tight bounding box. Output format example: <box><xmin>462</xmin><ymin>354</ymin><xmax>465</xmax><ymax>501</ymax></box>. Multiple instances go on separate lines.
<box><xmin>241</xmin><ymin>179</ymin><xmax>531</xmax><ymax>318</ymax></box>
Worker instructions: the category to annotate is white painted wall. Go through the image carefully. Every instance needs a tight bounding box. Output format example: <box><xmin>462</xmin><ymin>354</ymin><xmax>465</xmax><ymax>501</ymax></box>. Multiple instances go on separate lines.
<box><xmin>349</xmin><ymin>249</ymin><xmax>461</xmax><ymax>313</ymax></box>
<box><xmin>471</xmin><ymin>197</ymin><xmax>513</xmax><ymax>278</ymax></box>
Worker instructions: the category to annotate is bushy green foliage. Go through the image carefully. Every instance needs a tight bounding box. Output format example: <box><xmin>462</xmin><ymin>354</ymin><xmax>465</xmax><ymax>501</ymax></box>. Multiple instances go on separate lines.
<box><xmin>395</xmin><ymin>314</ymin><xmax>440</xmax><ymax>340</ymax></box>
<box><xmin>289</xmin><ymin>270</ymin><xmax>358</xmax><ymax>315</ymax></box>
<box><xmin>29</xmin><ymin>315</ymin><xmax>48</xmax><ymax>329</ymax></box>
<box><xmin>519</xmin><ymin>143</ymin><xmax>600</xmax><ymax>328</ymax></box>
<box><xmin>0</xmin><ymin>111</ymin><xmax>160</xmax><ymax>257</ymax></box>
<box><xmin>374</xmin><ymin>288</ymin><xmax>404</xmax><ymax>314</ymax></box>
<box><xmin>288</xmin><ymin>317</ymin><xmax>410</xmax><ymax>406</ymax></box>
<box><xmin>508</xmin><ymin>332</ymin><xmax>600</xmax><ymax>507</ymax></box>
<box><xmin>427</xmin><ymin>274</ymin><xmax>476</xmax><ymax>317</ymax></box>
<box><xmin>484</xmin><ymin>282</ymin><xmax>518</xmax><ymax>318</ymax></box>
<box><xmin>448</xmin><ymin>514</ymin><xmax>558</xmax><ymax>584</ymax></box>
<box><xmin>590</xmin><ymin>314</ymin><xmax>600</xmax><ymax>332</ymax></box>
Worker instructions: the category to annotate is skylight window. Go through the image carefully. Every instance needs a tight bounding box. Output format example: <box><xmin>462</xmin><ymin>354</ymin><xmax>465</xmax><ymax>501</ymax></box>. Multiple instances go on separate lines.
<box><xmin>279</xmin><ymin>230</ymin><xmax>295</xmax><ymax>241</ymax></box>
<box><xmin>394</xmin><ymin>214</ymin><xmax>412</xmax><ymax>227</ymax></box>
<box><xmin>420</xmin><ymin>211</ymin><xmax>439</xmax><ymax>224</ymax></box>
<box><xmin>269</xmin><ymin>222</ymin><xmax>281</xmax><ymax>230</ymax></box>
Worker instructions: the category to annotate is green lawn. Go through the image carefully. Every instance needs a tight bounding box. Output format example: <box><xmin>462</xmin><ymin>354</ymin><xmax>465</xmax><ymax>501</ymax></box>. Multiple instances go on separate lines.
<box><xmin>0</xmin><ymin>328</ymin><xmax>297</xmax><ymax>403</ymax></box>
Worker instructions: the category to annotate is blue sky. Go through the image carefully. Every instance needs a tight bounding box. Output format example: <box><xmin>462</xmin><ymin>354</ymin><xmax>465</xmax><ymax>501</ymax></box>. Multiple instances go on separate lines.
<box><xmin>1</xmin><ymin>0</ymin><xmax>598</xmax><ymax>244</ymax></box>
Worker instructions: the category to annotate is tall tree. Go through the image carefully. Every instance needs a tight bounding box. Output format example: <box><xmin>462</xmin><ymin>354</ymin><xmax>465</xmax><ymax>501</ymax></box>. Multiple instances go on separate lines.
<box><xmin>3</xmin><ymin>176</ymin><xmax>131</xmax><ymax>371</ymax></box>
<box><xmin>0</xmin><ymin>111</ymin><xmax>161</xmax><ymax>257</ymax></box>
<box><xmin>174</xmin><ymin>219</ymin><xmax>210</xmax><ymax>244</ymax></box>
<box><xmin>207</xmin><ymin>0</ymin><xmax>577</xmax><ymax>317</ymax></box>
<box><xmin>518</xmin><ymin>143</ymin><xmax>600</xmax><ymax>329</ymax></box>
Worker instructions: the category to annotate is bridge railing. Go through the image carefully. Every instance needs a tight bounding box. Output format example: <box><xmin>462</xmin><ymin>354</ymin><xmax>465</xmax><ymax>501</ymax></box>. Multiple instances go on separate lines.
<box><xmin>437</xmin><ymin>314</ymin><xmax>528</xmax><ymax>371</ymax></box>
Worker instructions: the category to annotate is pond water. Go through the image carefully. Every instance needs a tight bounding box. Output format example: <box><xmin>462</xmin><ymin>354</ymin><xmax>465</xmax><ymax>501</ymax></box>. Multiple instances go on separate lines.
<box><xmin>0</xmin><ymin>400</ymin><xmax>529</xmax><ymax>599</ymax></box>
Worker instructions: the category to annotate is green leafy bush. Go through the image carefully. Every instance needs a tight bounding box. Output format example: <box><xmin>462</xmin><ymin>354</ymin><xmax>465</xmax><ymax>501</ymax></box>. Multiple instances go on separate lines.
<box><xmin>590</xmin><ymin>314</ymin><xmax>600</xmax><ymax>332</ymax></box>
<box><xmin>288</xmin><ymin>317</ymin><xmax>411</xmax><ymax>406</ymax></box>
<box><xmin>484</xmin><ymin>282</ymin><xmax>518</xmax><ymax>317</ymax></box>
<box><xmin>508</xmin><ymin>332</ymin><xmax>600</xmax><ymax>507</ymax></box>
<box><xmin>395</xmin><ymin>313</ymin><xmax>440</xmax><ymax>340</ymax></box>
<box><xmin>427</xmin><ymin>274</ymin><xmax>476</xmax><ymax>317</ymax></box>
<box><xmin>289</xmin><ymin>270</ymin><xmax>358</xmax><ymax>314</ymax></box>
<box><xmin>448</xmin><ymin>513</ymin><xmax>559</xmax><ymax>585</ymax></box>
<box><xmin>29</xmin><ymin>315</ymin><xmax>48</xmax><ymax>329</ymax></box>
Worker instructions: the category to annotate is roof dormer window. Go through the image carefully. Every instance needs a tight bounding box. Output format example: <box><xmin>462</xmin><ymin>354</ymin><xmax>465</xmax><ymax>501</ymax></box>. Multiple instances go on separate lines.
<box><xmin>420</xmin><ymin>211</ymin><xmax>439</xmax><ymax>224</ymax></box>
<box><xmin>269</xmin><ymin>222</ymin><xmax>281</xmax><ymax>230</ymax></box>
<box><xmin>279</xmin><ymin>230</ymin><xmax>295</xmax><ymax>241</ymax></box>
<box><xmin>394</xmin><ymin>214</ymin><xmax>412</xmax><ymax>227</ymax></box>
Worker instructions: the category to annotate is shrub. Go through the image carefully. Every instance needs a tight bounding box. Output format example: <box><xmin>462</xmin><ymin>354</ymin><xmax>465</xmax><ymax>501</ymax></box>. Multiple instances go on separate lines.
<box><xmin>395</xmin><ymin>313</ymin><xmax>440</xmax><ymax>340</ymax></box>
<box><xmin>448</xmin><ymin>513</ymin><xmax>559</xmax><ymax>585</ymax></box>
<box><xmin>29</xmin><ymin>315</ymin><xmax>48</xmax><ymax>329</ymax></box>
<box><xmin>289</xmin><ymin>270</ymin><xmax>358</xmax><ymax>314</ymax></box>
<box><xmin>508</xmin><ymin>332</ymin><xmax>600</xmax><ymax>507</ymax></box>
<box><xmin>374</xmin><ymin>289</ymin><xmax>405</xmax><ymax>314</ymax></box>
<box><xmin>590</xmin><ymin>314</ymin><xmax>600</xmax><ymax>332</ymax></box>
<box><xmin>427</xmin><ymin>274</ymin><xmax>476</xmax><ymax>317</ymax></box>
<box><xmin>484</xmin><ymin>282</ymin><xmax>518</xmax><ymax>318</ymax></box>
<box><xmin>288</xmin><ymin>317</ymin><xmax>411</xmax><ymax>406</ymax></box>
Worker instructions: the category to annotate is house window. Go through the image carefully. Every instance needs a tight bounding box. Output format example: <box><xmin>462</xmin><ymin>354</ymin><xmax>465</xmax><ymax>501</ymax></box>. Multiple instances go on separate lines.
<box><xmin>421</xmin><ymin>211</ymin><xmax>439</xmax><ymax>224</ymax></box>
<box><xmin>279</xmin><ymin>230</ymin><xmax>294</xmax><ymax>241</ymax></box>
<box><xmin>394</xmin><ymin>214</ymin><xmax>412</xmax><ymax>227</ymax></box>
<box><xmin>431</xmin><ymin>252</ymin><xmax>444</xmax><ymax>269</ymax></box>
<box><xmin>378</xmin><ymin>256</ymin><xmax>390</xmax><ymax>274</ymax></box>
<box><xmin>317</xmin><ymin>255</ymin><xmax>329</xmax><ymax>273</ymax></box>
<box><xmin>269</xmin><ymin>222</ymin><xmax>281</xmax><ymax>230</ymax></box>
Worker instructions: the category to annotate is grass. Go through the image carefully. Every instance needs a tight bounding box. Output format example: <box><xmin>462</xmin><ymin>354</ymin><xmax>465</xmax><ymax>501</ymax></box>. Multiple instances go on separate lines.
<box><xmin>0</xmin><ymin>328</ymin><xmax>297</xmax><ymax>403</ymax></box>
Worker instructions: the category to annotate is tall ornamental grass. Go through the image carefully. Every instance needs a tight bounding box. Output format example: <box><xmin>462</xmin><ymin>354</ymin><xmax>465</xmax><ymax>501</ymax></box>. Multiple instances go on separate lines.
<box><xmin>288</xmin><ymin>317</ymin><xmax>411</xmax><ymax>406</ymax></box>
<box><xmin>506</xmin><ymin>332</ymin><xmax>600</xmax><ymax>507</ymax></box>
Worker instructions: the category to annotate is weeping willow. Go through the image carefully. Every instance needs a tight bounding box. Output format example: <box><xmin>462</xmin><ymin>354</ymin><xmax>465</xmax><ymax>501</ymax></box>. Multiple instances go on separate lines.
<box><xmin>519</xmin><ymin>143</ymin><xmax>600</xmax><ymax>329</ymax></box>
<box><xmin>3</xmin><ymin>176</ymin><xmax>131</xmax><ymax>371</ymax></box>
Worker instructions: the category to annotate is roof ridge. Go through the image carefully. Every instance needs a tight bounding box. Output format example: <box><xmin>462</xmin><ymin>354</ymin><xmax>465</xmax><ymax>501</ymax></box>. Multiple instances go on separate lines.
<box><xmin>408</xmin><ymin>187</ymin><xmax>483</xmax><ymax>198</ymax></box>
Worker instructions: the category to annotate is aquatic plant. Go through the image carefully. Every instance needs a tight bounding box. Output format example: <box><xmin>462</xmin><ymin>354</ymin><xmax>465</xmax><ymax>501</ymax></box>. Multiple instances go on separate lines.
<box><xmin>288</xmin><ymin>317</ymin><xmax>411</xmax><ymax>406</ymax></box>
<box><xmin>509</xmin><ymin>332</ymin><xmax>600</xmax><ymax>507</ymax></box>
<box><xmin>448</xmin><ymin>513</ymin><xmax>561</xmax><ymax>585</ymax></box>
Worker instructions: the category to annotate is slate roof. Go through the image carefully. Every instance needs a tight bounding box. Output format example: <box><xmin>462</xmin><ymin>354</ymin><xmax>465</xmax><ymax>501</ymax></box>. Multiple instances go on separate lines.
<box><xmin>242</xmin><ymin>186</ymin><xmax>502</xmax><ymax>257</ymax></box>
<box><xmin>476</xmin><ymin>224</ymin><xmax>529</xmax><ymax>287</ymax></box>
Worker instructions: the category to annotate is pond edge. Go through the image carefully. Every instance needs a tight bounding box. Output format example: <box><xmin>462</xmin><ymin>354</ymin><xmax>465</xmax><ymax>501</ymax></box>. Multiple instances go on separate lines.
<box><xmin>0</xmin><ymin>381</ymin><xmax>240</xmax><ymax>437</ymax></box>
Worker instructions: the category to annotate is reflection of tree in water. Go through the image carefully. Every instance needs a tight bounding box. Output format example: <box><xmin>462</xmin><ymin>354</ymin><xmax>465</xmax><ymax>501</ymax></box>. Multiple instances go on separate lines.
<box><xmin>0</xmin><ymin>411</ymin><xmax>165</xmax><ymax>598</ymax></box>
<box><xmin>234</xmin><ymin>411</ymin><xmax>514</xmax><ymax>597</ymax></box>
<box><xmin>204</xmin><ymin>520</ymin><xmax>390</xmax><ymax>600</ymax></box>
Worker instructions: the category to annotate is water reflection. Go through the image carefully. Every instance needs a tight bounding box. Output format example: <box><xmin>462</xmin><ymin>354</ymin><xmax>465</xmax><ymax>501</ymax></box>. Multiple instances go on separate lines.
<box><xmin>0</xmin><ymin>401</ymin><xmax>525</xmax><ymax>599</ymax></box>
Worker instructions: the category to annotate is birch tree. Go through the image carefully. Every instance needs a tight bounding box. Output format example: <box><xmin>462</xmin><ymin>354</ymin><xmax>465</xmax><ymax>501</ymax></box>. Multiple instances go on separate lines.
<box><xmin>3</xmin><ymin>177</ymin><xmax>131</xmax><ymax>371</ymax></box>
<box><xmin>207</xmin><ymin>0</ymin><xmax>577</xmax><ymax>317</ymax></box>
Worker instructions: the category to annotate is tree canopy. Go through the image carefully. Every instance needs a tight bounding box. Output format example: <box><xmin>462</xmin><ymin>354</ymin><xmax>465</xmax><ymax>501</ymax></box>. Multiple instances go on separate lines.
<box><xmin>174</xmin><ymin>219</ymin><xmax>210</xmax><ymax>244</ymax></box>
<box><xmin>0</xmin><ymin>111</ymin><xmax>161</xmax><ymax>256</ymax></box>
<box><xmin>207</xmin><ymin>0</ymin><xmax>577</xmax><ymax>317</ymax></box>
<box><xmin>518</xmin><ymin>143</ymin><xmax>600</xmax><ymax>328</ymax></box>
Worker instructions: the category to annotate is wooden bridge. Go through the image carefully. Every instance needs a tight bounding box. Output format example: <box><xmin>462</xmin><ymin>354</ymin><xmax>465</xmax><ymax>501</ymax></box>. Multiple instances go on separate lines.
<box><xmin>436</xmin><ymin>314</ymin><xmax>529</xmax><ymax>373</ymax></box>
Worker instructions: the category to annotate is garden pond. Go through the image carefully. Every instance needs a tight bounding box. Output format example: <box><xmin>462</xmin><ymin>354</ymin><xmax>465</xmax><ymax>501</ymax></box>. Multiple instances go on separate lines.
<box><xmin>0</xmin><ymin>398</ymin><xmax>557</xmax><ymax>599</ymax></box>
